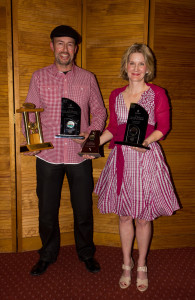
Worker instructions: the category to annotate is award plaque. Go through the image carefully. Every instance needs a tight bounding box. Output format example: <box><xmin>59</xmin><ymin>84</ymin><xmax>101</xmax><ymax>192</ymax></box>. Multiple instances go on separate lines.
<box><xmin>115</xmin><ymin>103</ymin><xmax>150</xmax><ymax>150</ymax></box>
<box><xmin>78</xmin><ymin>130</ymin><xmax>102</xmax><ymax>158</ymax></box>
<box><xmin>16</xmin><ymin>103</ymin><xmax>53</xmax><ymax>153</ymax></box>
<box><xmin>55</xmin><ymin>98</ymin><xmax>84</xmax><ymax>139</ymax></box>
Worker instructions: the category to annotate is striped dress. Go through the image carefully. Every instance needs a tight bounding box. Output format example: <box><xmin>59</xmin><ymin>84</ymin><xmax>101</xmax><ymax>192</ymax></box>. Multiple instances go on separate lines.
<box><xmin>94</xmin><ymin>88</ymin><xmax>180</xmax><ymax>221</ymax></box>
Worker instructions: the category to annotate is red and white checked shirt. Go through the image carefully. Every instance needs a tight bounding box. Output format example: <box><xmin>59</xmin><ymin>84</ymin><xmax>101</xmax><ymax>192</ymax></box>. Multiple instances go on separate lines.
<box><xmin>24</xmin><ymin>63</ymin><xmax>107</xmax><ymax>164</ymax></box>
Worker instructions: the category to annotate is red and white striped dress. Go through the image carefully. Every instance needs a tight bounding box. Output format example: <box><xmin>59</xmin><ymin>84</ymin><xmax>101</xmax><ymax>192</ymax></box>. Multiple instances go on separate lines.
<box><xmin>95</xmin><ymin>88</ymin><xmax>180</xmax><ymax>220</ymax></box>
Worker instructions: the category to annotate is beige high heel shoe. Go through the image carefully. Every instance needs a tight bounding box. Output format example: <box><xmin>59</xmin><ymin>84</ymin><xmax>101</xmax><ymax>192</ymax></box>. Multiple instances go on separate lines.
<box><xmin>119</xmin><ymin>259</ymin><xmax>134</xmax><ymax>289</ymax></box>
<box><xmin>136</xmin><ymin>266</ymin><xmax>148</xmax><ymax>292</ymax></box>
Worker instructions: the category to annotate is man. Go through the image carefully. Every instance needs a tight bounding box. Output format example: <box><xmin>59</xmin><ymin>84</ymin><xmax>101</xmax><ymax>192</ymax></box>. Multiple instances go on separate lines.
<box><xmin>24</xmin><ymin>25</ymin><xmax>106</xmax><ymax>276</ymax></box>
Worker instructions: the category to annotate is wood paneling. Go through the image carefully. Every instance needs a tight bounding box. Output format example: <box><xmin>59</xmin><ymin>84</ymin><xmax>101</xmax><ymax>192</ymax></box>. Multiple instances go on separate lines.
<box><xmin>83</xmin><ymin>0</ymin><xmax>149</xmax><ymax>101</ymax></box>
<box><xmin>148</xmin><ymin>0</ymin><xmax>195</xmax><ymax>248</ymax></box>
<box><xmin>0</xmin><ymin>0</ymin><xmax>16</xmax><ymax>252</ymax></box>
<box><xmin>1</xmin><ymin>0</ymin><xmax>194</xmax><ymax>252</ymax></box>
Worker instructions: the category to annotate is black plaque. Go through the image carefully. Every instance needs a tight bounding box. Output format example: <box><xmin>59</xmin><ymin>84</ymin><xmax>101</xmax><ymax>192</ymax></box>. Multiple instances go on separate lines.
<box><xmin>78</xmin><ymin>130</ymin><xmax>102</xmax><ymax>157</ymax></box>
<box><xmin>115</xmin><ymin>103</ymin><xmax>150</xmax><ymax>150</ymax></box>
<box><xmin>55</xmin><ymin>98</ymin><xmax>84</xmax><ymax>139</ymax></box>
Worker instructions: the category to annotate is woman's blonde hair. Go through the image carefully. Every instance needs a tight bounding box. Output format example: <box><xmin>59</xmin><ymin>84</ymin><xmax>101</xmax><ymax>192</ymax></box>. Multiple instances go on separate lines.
<box><xmin>120</xmin><ymin>43</ymin><xmax>155</xmax><ymax>82</ymax></box>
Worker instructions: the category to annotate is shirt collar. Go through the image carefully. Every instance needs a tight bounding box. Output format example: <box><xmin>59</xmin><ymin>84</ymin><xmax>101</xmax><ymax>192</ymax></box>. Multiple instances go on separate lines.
<box><xmin>51</xmin><ymin>62</ymin><xmax>76</xmax><ymax>77</ymax></box>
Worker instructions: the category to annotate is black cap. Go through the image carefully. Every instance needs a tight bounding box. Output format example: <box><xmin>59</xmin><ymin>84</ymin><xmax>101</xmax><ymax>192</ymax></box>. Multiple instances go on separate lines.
<box><xmin>50</xmin><ymin>25</ymin><xmax>82</xmax><ymax>45</ymax></box>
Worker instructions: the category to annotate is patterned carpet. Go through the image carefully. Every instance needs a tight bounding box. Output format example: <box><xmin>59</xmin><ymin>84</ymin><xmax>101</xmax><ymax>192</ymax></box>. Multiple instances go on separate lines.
<box><xmin>0</xmin><ymin>246</ymin><xmax>194</xmax><ymax>300</ymax></box>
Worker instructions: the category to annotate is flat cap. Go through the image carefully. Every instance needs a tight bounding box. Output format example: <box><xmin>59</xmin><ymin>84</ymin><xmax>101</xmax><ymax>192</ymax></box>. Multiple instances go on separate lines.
<box><xmin>50</xmin><ymin>25</ymin><xmax>82</xmax><ymax>44</ymax></box>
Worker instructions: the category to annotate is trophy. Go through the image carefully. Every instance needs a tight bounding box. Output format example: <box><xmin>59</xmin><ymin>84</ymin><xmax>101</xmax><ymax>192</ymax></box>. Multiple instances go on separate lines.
<box><xmin>115</xmin><ymin>103</ymin><xmax>150</xmax><ymax>150</ymax></box>
<box><xmin>16</xmin><ymin>103</ymin><xmax>53</xmax><ymax>152</ymax></box>
<box><xmin>55</xmin><ymin>98</ymin><xmax>84</xmax><ymax>139</ymax></box>
<box><xmin>78</xmin><ymin>130</ymin><xmax>102</xmax><ymax>158</ymax></box>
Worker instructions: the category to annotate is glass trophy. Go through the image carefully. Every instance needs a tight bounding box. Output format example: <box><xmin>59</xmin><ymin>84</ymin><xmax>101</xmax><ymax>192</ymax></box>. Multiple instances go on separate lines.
<box><xmin>115</xmin><ymin>103</ymin><xmax>150</xmax><ymax>150</ymax></box>
<box><xmin>55</xmin><ymin>98</ymin><xmax>84</xmax><ymax>139</ymax></box>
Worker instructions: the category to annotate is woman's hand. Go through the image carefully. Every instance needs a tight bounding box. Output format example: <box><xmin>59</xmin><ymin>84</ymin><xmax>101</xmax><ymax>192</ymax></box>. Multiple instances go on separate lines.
<box><xmin>130</xmin><ymin>140</ymin><xmax>149</xmax><ymax>153</ymax></box>
<box><xmin>131</xmin><ymin>130</ymin><xmax>164</xmax><ymax>153</ymax></box>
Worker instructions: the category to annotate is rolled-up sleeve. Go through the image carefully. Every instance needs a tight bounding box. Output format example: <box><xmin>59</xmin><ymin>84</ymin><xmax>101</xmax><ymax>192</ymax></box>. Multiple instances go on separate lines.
<box><xmin>88</xmin><ymin>74</ymin><xmax>107</xmax><ymax>132</ymax></box>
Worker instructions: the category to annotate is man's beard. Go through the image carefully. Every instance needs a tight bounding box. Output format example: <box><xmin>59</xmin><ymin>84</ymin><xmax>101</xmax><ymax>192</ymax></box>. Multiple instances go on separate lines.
<box><xmin>56</xmin><ymin>53</ymin><xmax>72</xmax><ymax>66</ymax></box>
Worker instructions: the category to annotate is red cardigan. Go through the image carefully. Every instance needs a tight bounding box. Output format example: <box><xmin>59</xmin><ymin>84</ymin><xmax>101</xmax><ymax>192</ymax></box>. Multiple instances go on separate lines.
<box><xmin>106</xmin><ymin>83</ymin><xmax>170</xmax><ymax>149</ymax></box>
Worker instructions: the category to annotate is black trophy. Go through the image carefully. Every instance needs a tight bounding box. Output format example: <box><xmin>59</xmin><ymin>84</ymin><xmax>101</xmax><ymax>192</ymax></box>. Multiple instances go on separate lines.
<box><xmin>115</xmin><ymin>103</ymin><xmax>150</xmax><ymax>150</ymax></box>
<box><xmin>55</xmin><ymin>98</ymin><xmax>84</xmax><ymax>139</ymax></box>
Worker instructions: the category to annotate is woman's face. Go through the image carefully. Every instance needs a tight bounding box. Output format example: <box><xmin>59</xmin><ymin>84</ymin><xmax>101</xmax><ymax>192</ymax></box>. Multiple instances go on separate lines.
<box><xmin>126</xmin><ymin>52</ymin><xmax>147</xmax><ymax>82</ymax></box>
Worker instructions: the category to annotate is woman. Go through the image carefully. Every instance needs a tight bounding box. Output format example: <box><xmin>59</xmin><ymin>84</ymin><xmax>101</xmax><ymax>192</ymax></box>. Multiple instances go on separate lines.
<box><xmin>94</xmin><ymin>44</ymin><xmax>180</xmax><ymax>292</ymax></box>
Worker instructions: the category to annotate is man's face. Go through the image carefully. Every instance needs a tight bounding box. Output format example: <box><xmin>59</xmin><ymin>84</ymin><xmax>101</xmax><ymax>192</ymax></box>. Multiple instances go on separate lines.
<box><xmin>50</xmin><ymin>36</ymin><xmax>77</xmax><ymax>71</ymax></box>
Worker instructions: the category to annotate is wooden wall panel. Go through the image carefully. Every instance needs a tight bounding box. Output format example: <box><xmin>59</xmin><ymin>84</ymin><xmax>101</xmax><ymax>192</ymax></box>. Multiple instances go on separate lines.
<box><xmin>83</xmin><ymin>0</ymin><xmax>150</xmax><ymax>247</ymax></box>
<box><xmin>148</xmin><ymin>0</ymin><xmax>195</xmax><ymax>248</ymax></box>
<box><xmin>13</xmin><ymin>0</ymin><xmax>82</xmax><ymax>251</ymax></box>
<box><xmin>0</xmin><ymin>0</ymin><xmax>16</xmax><ymax>252</ymax></box>
<box><xmin>1</xmin><ymin>0</ymin><xmax>194</xmax><ymax>253</ymax></box>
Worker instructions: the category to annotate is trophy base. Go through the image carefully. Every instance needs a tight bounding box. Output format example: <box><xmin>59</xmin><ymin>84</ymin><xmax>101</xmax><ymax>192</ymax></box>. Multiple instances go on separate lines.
<box><xmin>78</xmin><ymin>152</ymin><xmax>101</xmax><ymax>158</ymax></box>
<box><xmin>55</xmin><ymin>134</ymin><xmax>85</xmax><ymax>139</ymax></box>
<box><xmin>115</xmin><ymin>141</ymin><xmax>150</xmax><ymax>150</ymax></box>
<box><xmin>20</xmin><ymin>142</ymin><xmax>54</xmax><ymax>153</ymax></box>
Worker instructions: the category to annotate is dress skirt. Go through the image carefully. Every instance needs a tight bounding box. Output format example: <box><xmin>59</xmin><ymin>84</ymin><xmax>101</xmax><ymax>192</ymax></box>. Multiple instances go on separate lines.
<box><xmin>94</xmin><ymin>89</ymin><xmax>180</xmax><ymax>221</ymax></box>
<box><xmin>95</xmin><ymin>142</ymin><xmax>180</xmax><ymax>221</ymax></box>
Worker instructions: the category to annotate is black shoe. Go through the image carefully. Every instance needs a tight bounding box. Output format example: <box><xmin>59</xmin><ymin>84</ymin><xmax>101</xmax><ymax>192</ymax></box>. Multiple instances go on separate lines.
<box><xmin>30</xmin><ymin>260</ymin><xmax>51</xmax><ymax>276</ymax></box>
<box><xmin>84</xmin><ymin>258</ymin><xmax>100</xmax><ymax>273</ymax></box>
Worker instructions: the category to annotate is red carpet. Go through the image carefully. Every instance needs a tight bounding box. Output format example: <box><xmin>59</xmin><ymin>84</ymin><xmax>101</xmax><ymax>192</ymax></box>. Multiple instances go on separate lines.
<box><xmin>0</xmin><ymin>246</ymin><xmax>194</xmax><ymax>299</ymax></box>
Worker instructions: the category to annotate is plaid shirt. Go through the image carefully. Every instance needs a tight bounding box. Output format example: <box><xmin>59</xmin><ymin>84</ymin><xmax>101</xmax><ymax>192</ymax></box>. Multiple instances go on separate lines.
<box><xmin>24</xmin><ymin>63</ymin><xmax>106</xmax><ymax>164</ymax></box>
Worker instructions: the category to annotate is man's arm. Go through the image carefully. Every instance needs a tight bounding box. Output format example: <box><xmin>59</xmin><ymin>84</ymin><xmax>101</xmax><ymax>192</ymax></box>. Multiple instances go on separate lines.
<box><xmin>88</xmin><ymin>74</ymin><xmax>107</xmax><ymax>133</ymax></box>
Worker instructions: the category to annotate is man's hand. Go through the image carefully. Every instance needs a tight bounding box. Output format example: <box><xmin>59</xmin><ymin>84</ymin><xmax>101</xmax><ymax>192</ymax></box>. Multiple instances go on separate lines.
<box><xmin>72</xmin><ymin>132</ymin><xmax>89</xmax><ymax>144</ymax></box>
<box><xmin>20</xmin><ymin>142</ymin><xmax>41</xmax><ymax>156</ymax></box>
<box><xmin>23</xmin><ymin>150</ymin><xmax>41</xmax><ymax>156</ymax></box>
